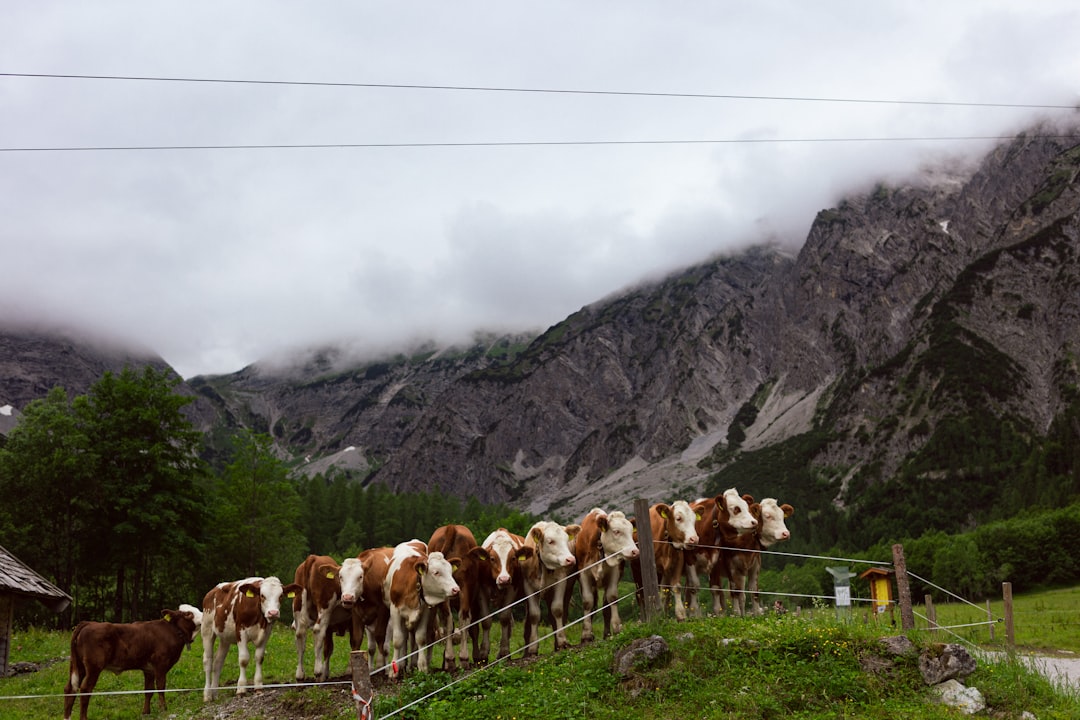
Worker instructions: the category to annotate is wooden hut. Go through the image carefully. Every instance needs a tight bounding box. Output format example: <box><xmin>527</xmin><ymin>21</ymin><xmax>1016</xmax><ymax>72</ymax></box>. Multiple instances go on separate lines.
<box><xmin>0</xmin><ymin>544</ymin><xmax>71</xmax><ymax>676</ymax></box>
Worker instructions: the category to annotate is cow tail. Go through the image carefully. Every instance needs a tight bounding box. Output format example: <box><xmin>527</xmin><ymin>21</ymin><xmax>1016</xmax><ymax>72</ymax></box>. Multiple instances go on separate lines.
<box><xmin>68</xmin><ymin>621</ymin><xmax>91</xmax><ymax>689</ymax></box>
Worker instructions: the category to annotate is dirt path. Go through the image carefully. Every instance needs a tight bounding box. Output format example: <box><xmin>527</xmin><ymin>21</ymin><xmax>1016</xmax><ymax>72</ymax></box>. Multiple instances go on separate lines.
<box><xmin>979</xmin><ymin>651</ymin><xmax>1080</xmax><ymax>688</ymax></box>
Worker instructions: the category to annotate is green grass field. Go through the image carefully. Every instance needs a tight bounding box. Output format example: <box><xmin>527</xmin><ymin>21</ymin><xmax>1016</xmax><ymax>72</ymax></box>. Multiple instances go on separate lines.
<box><xmin>2</xmin><ymin>586</ymin><xmax>1078</xmax><ymax>719</ymax></box>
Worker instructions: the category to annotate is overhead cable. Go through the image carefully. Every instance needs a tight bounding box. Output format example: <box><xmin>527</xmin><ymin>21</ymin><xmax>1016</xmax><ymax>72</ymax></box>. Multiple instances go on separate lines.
<box><xmin>2</xmin><ymin>72</ymin><xmax>1077</xmax><ymax>110</ymax></box>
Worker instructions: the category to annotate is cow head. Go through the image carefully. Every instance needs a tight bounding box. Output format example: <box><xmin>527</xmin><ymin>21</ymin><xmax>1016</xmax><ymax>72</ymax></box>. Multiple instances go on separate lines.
<box><xmin>176</xmin><ymin>603</ymin><xmax>204</xmax><ymax>643</ymax></box>
<box><xmin>337</xmin><ymin>557</ymin><xmax>365</xmax><ymax>608</ymax></box>
<box><xmin>757</xmin><ymin>498</ymin><xmax>794</xmax><ymax>547</ymax></box>
<box><xmin>238</xmin><ymin>576</ymin><xmax>301</xmax><ymax>623</ymax></box>
<box><xmin>720</xmin><ymin>488</ymin><xmax>758</xmax><ymax>535</ymax></box>
<box><xmin>418</xmin><ymin>551</ymin><xmax>460</xmax><ymax>605</ymax></box>
<box><xmin>529</xmin><ymin>521</ymin><xmax>578</xmax><ymax>570</ymax></box>
<box><xmin>598</xmin><ymin>511</ymin><xmax>639</xmax><ymax>563</ymax></box>
<box><xmin>657</xmin><ymin>500</ymin><xmax>699</xmax><ymax>549</ymax></box>
<box><xmin>162</xmin><ymin>608</ymin><xmax>200</xmax><ymax>648</ymax></box>
<box><xmin>481</xmin><ymin>529</ymin><xmax>521</xmax><ymax>588</ymax></box>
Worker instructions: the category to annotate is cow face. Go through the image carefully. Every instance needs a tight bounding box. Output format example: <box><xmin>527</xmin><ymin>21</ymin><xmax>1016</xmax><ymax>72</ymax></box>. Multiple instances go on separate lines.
<box><xmin>721</xmin><ymin>488</ymin><xmax>758</xmax><ymax>534</ymax></box>
<box><xmin>337</xmin><ymin>557</ymin><xmax>365</xmax><ymax>608</ymax></box>
<box><xmin>419</xmin><ymin>551</ymin><xmax>460</xmax><ymax>604</ymax></box>
<box><xmin>598</xmin><ymin>511</ymin><xmax>639</xmax><ymax>562</ymax></box>
<box><xmin>530</xmin><ymin>521</ymin><xmax>577</xmax><ymax>570</ymax></box>
<box><xmin>663</xmin><ymin>500</ymin><xmax>700</xmax><ymax>549</ymax></box>
<box><xmin>757</xmin><ymin>498</ymin><xmax>794</xmax><ymax>547</ymax></box>
<box><xmin>239</xmin><ymin>576</ymin><xmax>300</xmax><ymax>623</ymax></box>
<box><xmin>482</xmin><ymin>530</ymin><xmax>521</xmax><ymax>587</ymax></box>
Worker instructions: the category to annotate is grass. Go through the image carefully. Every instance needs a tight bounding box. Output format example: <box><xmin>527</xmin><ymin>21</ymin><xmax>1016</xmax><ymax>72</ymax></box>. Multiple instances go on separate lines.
<box><xmin>2</xmin><ymin>587</ymin><xmax>1079</xmax><ymax>719</ymax></box>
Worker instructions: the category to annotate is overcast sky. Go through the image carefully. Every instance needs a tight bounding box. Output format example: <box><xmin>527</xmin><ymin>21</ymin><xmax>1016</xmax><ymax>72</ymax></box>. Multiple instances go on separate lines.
<box><xmin>2</xmin><ymin>2</ymin><xmax>1078</xmax><ymax>379</ymax></box>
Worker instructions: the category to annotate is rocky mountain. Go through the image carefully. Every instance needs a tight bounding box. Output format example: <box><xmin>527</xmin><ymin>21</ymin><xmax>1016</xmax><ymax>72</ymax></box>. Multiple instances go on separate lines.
<box><xmin>4</xmin><ymin>122</ymin><xmax>1079</xmax><ymax>547</ymax></box>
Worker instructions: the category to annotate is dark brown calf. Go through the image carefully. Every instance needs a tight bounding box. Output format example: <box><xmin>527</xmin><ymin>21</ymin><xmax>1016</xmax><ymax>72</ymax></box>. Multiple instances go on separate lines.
<box><xmin>63</xmin><ymin>608</ymin><xmax>198</xmax><ymax>720</ymax></box>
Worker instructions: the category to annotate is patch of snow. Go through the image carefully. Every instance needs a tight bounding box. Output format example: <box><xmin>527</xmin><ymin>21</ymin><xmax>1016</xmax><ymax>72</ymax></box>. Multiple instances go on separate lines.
<box><xmin>0</xmin><ymin>405</ymin><xmax>12</xmax><ymax>416</ymax></box>
<box><xmin>344</xmin><ymin>446</ymin><xmax>355</xmax><ymax>452</ymax></box>
<box><xmin>939</xmin><ymin>220</ymin><xmax>950</xmax><ymax>234</ymax></box>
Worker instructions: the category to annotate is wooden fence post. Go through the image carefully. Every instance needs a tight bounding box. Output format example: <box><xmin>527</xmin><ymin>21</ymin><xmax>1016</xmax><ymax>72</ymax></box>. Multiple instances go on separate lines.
<box><xmin>924</xmin><ymin>594</ymin><xmax>937</xmax><ymax>637</ymax></box>
<box><xmin>892</xmin><ymin>544</ymin><xmax>915</xmax><ymax>631</ymax></box>
<box><xmin>633</xmin><ymin>498</ymin><xmax>662</xmax><ymax>622</ymax></box>
<box><xmin>351</xmin><ymin>650</ymin><xmax>374</xmax><ymax>720</ymax></box>
<box><xmin>1002</xmin><ymin>582</ymin><xmax>1015</xmax><ymax>648</ymax></box>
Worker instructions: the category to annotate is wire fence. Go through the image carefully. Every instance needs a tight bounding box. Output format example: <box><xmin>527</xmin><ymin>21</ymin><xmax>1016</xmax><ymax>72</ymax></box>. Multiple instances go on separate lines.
<box><xmin>0</xmin><ymin>539</ymin><xmax>1019</xmax><ymax>715</ymax></box>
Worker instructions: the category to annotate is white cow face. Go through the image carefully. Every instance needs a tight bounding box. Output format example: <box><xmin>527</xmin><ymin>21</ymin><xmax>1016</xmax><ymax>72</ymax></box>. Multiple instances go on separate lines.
<box><xmin>483</xmin><ymin>530</ymin><xmax>519</xmax><ymax>587</ymax></box>
<box><xmin>419</xmin><ymin>551</ymin><xmax>460</xmax><ymax>604</ymax></box>
<box><xmin>530</xmin><ymin>521</ymin><xmax>578</xmax><ymax>570</ymax></box>
<box><xmin>337</xmin><ymin>558</ymin><xmax>365</xmax><ymax>608</ymax></box>
<box><xmin>241</xmin><ymin>576</ymin><xmax>292</xmax><ymax>622</ymax></box>
<box><xmin>757</xmin><ymin>498</ymin><xmax>793</xmax><ymax>547</ymax></box>
<box><xmin>599</xmin><ymin>511</ymin><xmax>639</xmax><ymax>563</ymax></box>
<box><xmin>723</xmin><ymin>488</ymin><xmax>758</xmax><ymax>534</ymax></box>
<box><xmin>667</xmin><ymin>500</ymin><xmax>700</xmax><ymax>549</ymax></box>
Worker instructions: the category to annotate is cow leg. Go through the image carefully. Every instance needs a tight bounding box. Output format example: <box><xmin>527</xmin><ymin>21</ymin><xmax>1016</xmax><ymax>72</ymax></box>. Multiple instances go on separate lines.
<box><xmin>684</xmin><ymin>561</ymin><xmax>703</xmax><ymax>617</ymax></box>
<box><xmin>294</xmin><ymin>616</ymin><xmax>309</xmax><ymax>681</ymax></box>
<box><xmin>747</xmin><ymin>554</ymin><xmax>764</xmax><ymax>615</ymax></box>
<box><xmin>668</xmin><ymin>556</ymin><xmax>688</xmax><ymax>621</ymax></box>
<box><xmin>388</xmin><ymin>611</ymin><xmax>406</xmax><ymax>680</ymax></box>
<box><xmin>62</xmin><ymin>658</ymin><xmax>81</xmax><ymax>720</ymax></box>
<box><xmin>497</xmin><ymin>606</ymin><xmax>514</xmax><ymax>659</ymax></box>
<box><xmin>457</xmin><ymin>594</ymin><xmax>473</xmax><ymax>669</ymax></box>
<box><xmin>471</xmin><ymin>591</ymin><xmax>489</xmax><ymax>664</ymax></box>
<box><xmin>312</xmin><ymin>620</ymin><xmax>329</xmax><ymax>681</ymax></box>
<box><xmin>437</xmin><ymin>604</ymin><xmax>455</xmax><ymax>672</ymax></box>
<box><xmin>235</xmin><ymin>639</ymin><xmax>250</xmax><ymax>695</ymax></box>
<box><xmin>523</xmin><ymin>595</ymin><xmax>541</xmax><ymax>657</ymax></box>
<box><xmin>78</xmin><ymin>666</ymin><xmax>101</xmax><ymax>720</ymax></box>
<box><xmin>604</xmin><ymin>567</ymin><xmax>623</xmax><ymax>638</ymax></box>
<box><xmin>578</xmin><ymin>572</ymin><xmax>596</xmax><ymax>643</ymax></box>
<box><xmin>252</xmin><ymin>639</ymin><xmax>268</xmax><ymax>691</ymax></box>
<box><xmin>550</xmin><ymin>583</ymin><xmax>570</xmax><ymax>651</ymax></box>
<box><xmin>141</xmin><ymin>669</ymin><xmax>154</xmax><ymax>714</ymax></box>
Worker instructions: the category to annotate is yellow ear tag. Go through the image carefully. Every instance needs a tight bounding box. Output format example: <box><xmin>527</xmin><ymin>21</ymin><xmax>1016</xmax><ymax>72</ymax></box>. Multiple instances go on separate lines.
<box><xmin>418</xmin><ymin>566</ymin><xmax>425</xmax><ymax>576</ymax></box>
<box><xmin>164</xmin><ymin>613</ymin><xmax>172</xmax><ymax>622</ymax></box>
<box><xmin>287</xmin><ymin>591</ymin><xmax>296</xmax><ymax>598</ymax></box>
<box><xmin>326</xmin><ymin>571</ymin><xmax>335</xmax><ymax>579</ymax></box>
<box><xmin>245</xmin><ymin>590</ymin><xmax>255</xmax><ymax>598</ymax></box>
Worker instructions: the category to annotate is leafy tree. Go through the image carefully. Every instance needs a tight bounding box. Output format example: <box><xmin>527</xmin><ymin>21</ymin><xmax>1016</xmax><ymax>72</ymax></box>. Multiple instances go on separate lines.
<box><xmin>75</xmin><ymin>366</ymin><xmax>207</xmax><ymax>621</ymax></box>
<box><xmin>208</xmin><ymin>430</ymin><xmax>305</xmax><ymax>580</ymax></box>
<box><xmin>0</xmin><ymin>387</ymin><xmax>90</xmax><ymax>601</ymax></box>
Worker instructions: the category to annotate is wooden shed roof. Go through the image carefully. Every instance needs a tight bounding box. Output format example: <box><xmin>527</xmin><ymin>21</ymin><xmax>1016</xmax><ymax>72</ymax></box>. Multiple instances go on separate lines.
<box><xmin>0</xmin><ymin>544</ymin><xmax>71</xmax><ymax>613</ymax></box>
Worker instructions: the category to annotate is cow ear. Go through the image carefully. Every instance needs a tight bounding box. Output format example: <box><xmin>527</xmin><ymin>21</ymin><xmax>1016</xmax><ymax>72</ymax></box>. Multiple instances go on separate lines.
<box><xmin>742</xmin><ymin>494</ymin><xmax>755</xmax><ymax>504</ymax></box>
<box><xmin>417</xmin><ymin>561</ymin><xmax>428</xmax><ymax>577</ymax></box>
<box><xmin>470</xmin><ymin>546</ymin><xmax>489</xmax><ymax>562</ymax></box>
<box><xmin>695</xmin><ymin>508</ymin><xmax>703</xmax><ymax>520</ymax></box>
<box><xmin>656</xmin><ymin>503</ymin><xmax>671</xmax><ymax>519</ymax></box>
<box><xmin>530</xmin><ymin>526</ymin><xmax>545</xmax><ymax>544</ymax></box>
<box><xmin>781</xmin><ymin>503</ymin><xmax>794</xmax><ymax>518</ymax></box>
<box><xmin>162</xmin><ymin>610</ymin><xmax>173</xmax><ymax>622</ymax></box>
<box><xmin>565</xmin><ymin>524</ymin><xmax>581</xmax><ymax>539</ymax></box>
<box><xmin>597</xmin><ymin>516</ymin><xmax>610</xmax><ymax>532</ymax></box>
<box><xmin>326</xmin><ymin>570</ymin><xmax>336</xmax><ymax>579</ymax></box>
<box><xmin>516</xmin><ymin>547</ymin><xmax>534</xmax><ymax>563</ymax></box>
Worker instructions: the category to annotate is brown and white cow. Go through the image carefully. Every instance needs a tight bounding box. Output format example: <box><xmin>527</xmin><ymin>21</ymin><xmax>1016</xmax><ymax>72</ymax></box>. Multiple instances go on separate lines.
<box><xmin>201</xmin><ymin>575</ymin><xmax>301</xmax><ymax>701</ymax></box>
<box><xmin>383</xmin><ymin>540</ymin><xmax>461</xmax><ymax>679</ymax></box>
<box><xmin>478</xmin><ymin>528</ymin><xmax>527</xmax><ymax>660</ymax></box>
<box><xmin>719</xmin><ymin>497</ymin><xmax>794</xmax><ymax>616</ymax></box>
<box><xmin>684</xmin><ymin>488</ymin><xmax>758</xmax><ymax>616</ymax></box>
<box><xmin>292</xmin><ymin>554</ymin><xmax>365</xmax><ymax>682</ymax></box>
<box><xmin>648</xmin><ymin>500</ymin><xmax>700</xmax><ymax>621</ymax></box>
<box><xmin>350</xmin><ymin>546</ymin><xmax>395</xmax><ymax>673</ymax></box>
<box><xmin>520</xmin><ymin>520</ymin><xmax>580</xmax><ymax>656</ymax></box>
<box><xmin>570</xmin><ymin>509</ymin><xmax>639</xmax><ymax>642</ymax></box>
<box><xmin>63</xmin><ymin>608</ymin><xmax>200</xmax><ymax>720</ymax></box>
<box><xmin>428</xmin><ymin>524</ymin><xmax>491</xmax><ymax>670</ymax></box>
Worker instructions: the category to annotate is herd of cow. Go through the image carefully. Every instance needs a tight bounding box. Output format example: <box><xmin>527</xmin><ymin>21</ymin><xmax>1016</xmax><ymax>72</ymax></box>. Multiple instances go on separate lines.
<box><xmin>61</xmin><ymin>489</ymin><xmax>793</xmax><ymax>720</ymax></box>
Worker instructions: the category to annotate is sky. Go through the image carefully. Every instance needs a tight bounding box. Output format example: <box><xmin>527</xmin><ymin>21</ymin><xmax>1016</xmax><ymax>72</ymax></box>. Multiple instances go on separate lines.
<box><xmin>2</xmin><ymin>2</ymin><xmax>1078</xmax><ymax>379</ymax></box>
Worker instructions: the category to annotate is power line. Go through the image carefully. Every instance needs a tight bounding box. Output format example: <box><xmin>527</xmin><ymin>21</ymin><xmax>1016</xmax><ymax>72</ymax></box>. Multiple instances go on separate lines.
<box><xmin>2</xmin><ymin>72</ymin><xmax>1077</xmax><ymax>110</ymax></box>
<box><xmin>3</xmin><ymin>134</ymin><xmax>1079</xmax><ymax>153</ymax></box>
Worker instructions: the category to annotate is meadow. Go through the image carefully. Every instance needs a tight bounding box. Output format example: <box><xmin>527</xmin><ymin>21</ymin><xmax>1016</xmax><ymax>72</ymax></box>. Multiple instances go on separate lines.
<box><xmin>2</xmin><ymin>586</ymin><xmax>1078</xmax><ymax>720</ymax></box>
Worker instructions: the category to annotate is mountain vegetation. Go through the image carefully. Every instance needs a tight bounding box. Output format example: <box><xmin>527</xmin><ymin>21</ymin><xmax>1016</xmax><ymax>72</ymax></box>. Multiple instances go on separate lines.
<box><xmin>2</xmin><ymin>122</ymin><xmax>1080</xmax><ymax>620</ymax></box>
